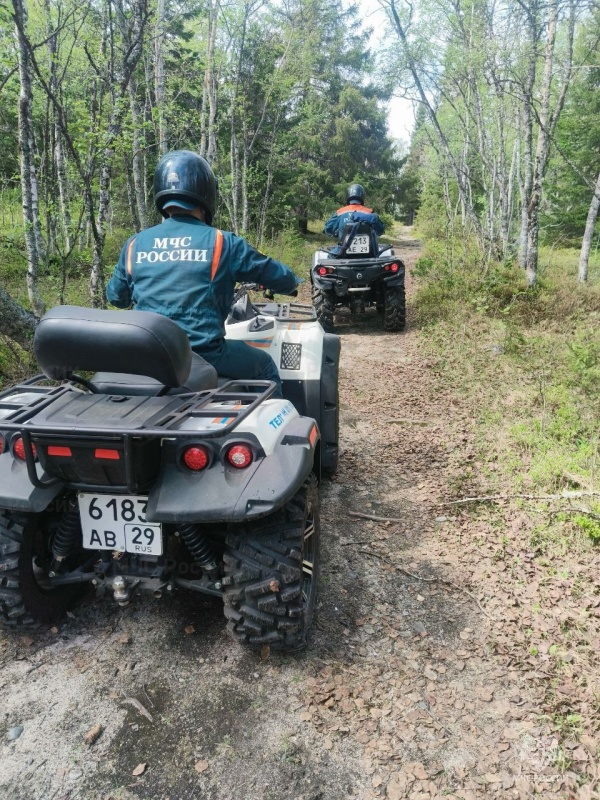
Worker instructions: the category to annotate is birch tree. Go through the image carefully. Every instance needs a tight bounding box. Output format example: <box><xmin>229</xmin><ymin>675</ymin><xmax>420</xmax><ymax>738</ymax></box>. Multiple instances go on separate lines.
<box><xmin>579</xmin><ymin>173</ymin><xmax>600</xmax><ymax>283</ymax></box>
<box><xmin>11</xmin><ymin>0</ymin><xmax>45</xmax><ymax>317</ymax></box>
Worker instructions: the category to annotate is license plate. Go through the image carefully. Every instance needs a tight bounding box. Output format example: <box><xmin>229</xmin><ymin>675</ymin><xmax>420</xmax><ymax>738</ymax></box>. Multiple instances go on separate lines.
<box><xmin>347</xmin><ymin>236</ymin><xmax>369</xmax><ymax>254</ymax></box>
<box><xmin>78</xmin><ymin>493</ymin><xmax>163</xmax><ymax>556</ymax></box>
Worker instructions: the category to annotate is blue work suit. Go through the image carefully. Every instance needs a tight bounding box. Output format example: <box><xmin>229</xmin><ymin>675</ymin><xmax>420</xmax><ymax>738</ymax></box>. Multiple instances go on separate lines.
<box><xmin>324</xmin><ymin>203</ymin><xmax>385</xmax><ymax>241</ymax></box>
<box><xmin>106</xmin><ymin>215</ymin><xmax>299</xmax><ymax>395</ymax></box>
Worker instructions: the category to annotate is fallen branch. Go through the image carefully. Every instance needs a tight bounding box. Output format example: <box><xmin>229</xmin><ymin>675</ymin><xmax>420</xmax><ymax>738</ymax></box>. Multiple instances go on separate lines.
<box><xmin>359</xmin><ymin>547</ymin><xmax>493</xmax><ymax>620</ymax></box>
<box><xmin>348</xmin><ymin>511</ymin><xmax>403</xmax><ymax>523</ymax></box>
<box><xmin>340</xmin><ymin>540</ymin><xmax>371</xmax><ymax>546</ymax></box>
<box><xmin>385</xmin><ymin>418</ymin><xmax>431</xmax><ymax>426</ymax></box>
<box><xmin>121</xmin><ymin>696</ymin><xmax>153</xmax><ymax>722</ymax></box>
<box><xmin>439</xmin><ymin>491</ymin><xmax>600</xmax><ymax>506</ymax></box>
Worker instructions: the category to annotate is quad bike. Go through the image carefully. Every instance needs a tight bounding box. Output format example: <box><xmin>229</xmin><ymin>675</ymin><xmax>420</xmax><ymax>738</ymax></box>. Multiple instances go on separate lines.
<box><xmin>311</xmin><ymin>218</ymin><xmax>406</xmax><ymax>333</ymax></box>
<box><xmin>0</xmin><ymin>293</ymin><xmax>340</xmax><ymax>650</ymax></box>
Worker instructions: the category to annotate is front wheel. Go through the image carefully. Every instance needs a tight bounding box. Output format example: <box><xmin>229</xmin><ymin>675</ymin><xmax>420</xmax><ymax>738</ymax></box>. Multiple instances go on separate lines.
<box><xmin>0</xmin><ymin>509</ymin><xmax>86</xmax><ymax>629</ymax></box>
<box><xmin>383</xmin><ymin>285</ymin><xmax>406</xmax><ymax>332</ymax></box>
<box><xmin>312</xmin><ymin>284</ymin><xmax>335</xmax><ymax>333</ymax></box>
<box><xmin>222</xmin><ymin>476</ymin><xmax>319</xmax><ymax>650</ymax></box>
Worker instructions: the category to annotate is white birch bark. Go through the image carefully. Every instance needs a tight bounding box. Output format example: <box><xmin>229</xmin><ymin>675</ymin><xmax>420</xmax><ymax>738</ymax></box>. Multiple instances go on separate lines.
<box><xmin>12</xmin><ymin>0</ymin><xmax>45</xmax><ymax>317</ymax></box>
<box><xmin>579</xmin><ymin>171</ymin><xmax>600</xmax><ymax>283</ymax></box>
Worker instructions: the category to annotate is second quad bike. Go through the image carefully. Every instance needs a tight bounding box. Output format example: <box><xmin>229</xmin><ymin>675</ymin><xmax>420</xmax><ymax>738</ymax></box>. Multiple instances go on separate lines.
<box><xmin>0</xmin><ymin>293</ymin><xmax>340</xmax><ymax>650</ymax></box>
<box><xmin>311</xmin><ymin>218</ymin><xmax>406</xmax><ymax>333</ymax></box>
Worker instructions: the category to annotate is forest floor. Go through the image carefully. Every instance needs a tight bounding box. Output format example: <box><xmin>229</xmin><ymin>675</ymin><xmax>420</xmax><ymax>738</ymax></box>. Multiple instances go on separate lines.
<box><xmin>0</xmin><ymin>231</ymin><xmax>598</xmax><ymax>800</ymax></box>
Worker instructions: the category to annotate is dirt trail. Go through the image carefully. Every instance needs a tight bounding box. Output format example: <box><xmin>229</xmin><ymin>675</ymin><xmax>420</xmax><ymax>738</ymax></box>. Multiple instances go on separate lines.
<box><xmin>0</xmin><ymin>235</ymin><xmax>571</xmax><ymax>799</ymax></box>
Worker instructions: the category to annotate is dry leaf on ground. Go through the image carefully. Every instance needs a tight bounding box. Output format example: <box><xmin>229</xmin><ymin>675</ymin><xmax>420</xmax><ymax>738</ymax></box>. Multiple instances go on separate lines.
<box><xmin>83</xmin><ymin>723</ymin><xmax>103</xmax><ymax>746</ymax></box>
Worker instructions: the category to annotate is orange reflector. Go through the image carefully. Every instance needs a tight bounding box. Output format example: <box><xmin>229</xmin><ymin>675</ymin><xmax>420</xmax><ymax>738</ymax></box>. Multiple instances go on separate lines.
<box><xmin>48</xmin><ymin>446</ymin><xmax>72</xmax><ymax>457</ymax></box>
<box><xmin>95</xmin><ymin>448</ymin><xmax>120</xmax><ymax>460</ymax></box>
<box><xmin>309</xmin><ymin>425</ymin><xmax>318</xmax><ymax>447</ymax></box>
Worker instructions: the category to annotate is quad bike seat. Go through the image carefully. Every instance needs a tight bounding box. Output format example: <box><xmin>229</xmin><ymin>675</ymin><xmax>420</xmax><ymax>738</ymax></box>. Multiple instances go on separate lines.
<box><xmin>34</xmin><ymin>305</ymin><xmax>218</xmax><ymax>395</ymax></box>
<box><xmin>91</xmin><ymin>353</ymin><xmax>217</xmax><ymax>396</ymax></box>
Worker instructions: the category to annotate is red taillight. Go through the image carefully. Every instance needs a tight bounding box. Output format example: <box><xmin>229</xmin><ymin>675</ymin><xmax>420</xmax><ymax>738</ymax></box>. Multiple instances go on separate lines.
<box><xmin>48</xmin><ymin>446</ymin><xmax>72</xmax><ymax>457</ymax></box>
<box><xmin>182</xmin><ymin>446</ymin><xmax>209</xmax><ymax>471</ymax></box>
<box><xmin>13</xmin><ymin>437</ymin><xmax>36</xmax><ymax>461</ymax></box>
<box><xmin>226</xmin><ymin>444</ymin><xmax>253</xmax><ymax>469</ymax></box>
<box><xmin>318</xmin><ymin>267</ymin><xmax>328</xmax><ymax>276</ymax></box>
<box><xmin>95</xmin><ymin>448</ymin><xmax>120</xmax><ymax>460</ymax></box>
<box><xmin>390</xmin><ymin>262</ymin><xmax>399</xmax><ymax>272</ymax></box>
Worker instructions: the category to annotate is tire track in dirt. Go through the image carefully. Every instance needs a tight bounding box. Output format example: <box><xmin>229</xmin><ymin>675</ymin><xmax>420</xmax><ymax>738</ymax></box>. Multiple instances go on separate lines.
<box><xmin>0</xmin><ymin>235</ymin><xmax>566</xmax><ymax>799</ymax></box>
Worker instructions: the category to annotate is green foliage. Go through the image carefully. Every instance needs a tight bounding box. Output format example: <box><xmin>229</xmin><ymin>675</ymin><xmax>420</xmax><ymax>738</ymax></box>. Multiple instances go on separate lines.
<box><xmin>573</xmin><ymin>515</ymin><xmax>600</xmax><ymax>544</ymax></box>
<box><xmin>415</xmin><ymin>235</ymin><xmax>600</xmax><ymax>555</ymax></box>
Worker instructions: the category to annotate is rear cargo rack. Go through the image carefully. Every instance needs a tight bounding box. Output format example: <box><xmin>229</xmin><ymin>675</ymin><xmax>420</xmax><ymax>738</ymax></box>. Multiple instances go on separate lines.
<box><xmin>254</xmin><ymin>301</ymin><xmax>317</xmax><ymax>322</ymax></box>
<box><xmin>0</xmin><ymin>380</ymin><xmax>276</xmax><ymax>492</ymax></box>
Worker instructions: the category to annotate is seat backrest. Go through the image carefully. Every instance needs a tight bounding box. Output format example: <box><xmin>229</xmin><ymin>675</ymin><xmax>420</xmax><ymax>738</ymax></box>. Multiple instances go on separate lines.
<box><xmin>339</xmin><ymin>220</ymin><xmax>378</xmax><ymax>258</ymax></box>
<box><xmin>34</xmin><ymin>306</ymin><xmax>192</xmax><ymax>388</ymax></box>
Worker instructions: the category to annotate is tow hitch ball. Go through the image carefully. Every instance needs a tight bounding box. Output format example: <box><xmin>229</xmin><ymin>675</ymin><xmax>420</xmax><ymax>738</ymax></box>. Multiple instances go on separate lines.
<box><xmin>112</xmin><ymin>576</ymin><xmax>130</xmax><ymax>607</ymax></box>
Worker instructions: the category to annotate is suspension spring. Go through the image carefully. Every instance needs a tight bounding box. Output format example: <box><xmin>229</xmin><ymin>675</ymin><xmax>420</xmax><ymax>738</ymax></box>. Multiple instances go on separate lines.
<box><xmin>49</xmin><ymin>499</ymin><xmax>81</xmax><ymax>573</ymax></box>
<box><xmin>178</xmin><ymin>524</ymin><xmax>218</xmax><ymax>577</ymax></box>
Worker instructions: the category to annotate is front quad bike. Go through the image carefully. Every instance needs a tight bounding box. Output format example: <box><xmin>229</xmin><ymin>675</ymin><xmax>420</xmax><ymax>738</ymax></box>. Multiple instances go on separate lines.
<box><xmin>311</xmin><ymin>219</ymin><xmax>406</xmax><ymax>333</ymax></box>
<box><xmin>0</xmin><ymin>303</ymin><xmax>340</xmax><ymax>650</ymax></box>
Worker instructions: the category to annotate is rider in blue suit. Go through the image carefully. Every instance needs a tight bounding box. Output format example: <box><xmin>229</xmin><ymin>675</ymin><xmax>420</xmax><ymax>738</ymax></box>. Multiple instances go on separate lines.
<box><xmin>107</xmin><ymin>151</ymin><xmax>301</xmax><ymax>396</ymax></box>
<box><xmin>324</xmin><ymin>184</ymin><xmax>385</xmax><ymax>242</ymax></box>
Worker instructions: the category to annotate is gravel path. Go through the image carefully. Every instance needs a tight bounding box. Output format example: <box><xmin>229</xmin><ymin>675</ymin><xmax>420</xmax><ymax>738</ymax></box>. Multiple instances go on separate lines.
<box><xmin>0</xmin><ymin>236</ymin><xmax>581</xmax><ymax>799</ymax></box>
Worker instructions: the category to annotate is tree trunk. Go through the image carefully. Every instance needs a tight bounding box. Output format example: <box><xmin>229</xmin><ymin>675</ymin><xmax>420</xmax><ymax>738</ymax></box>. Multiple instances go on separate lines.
<box><xmin>295</xmin><ymin>207</ymin><xmax>308</xmax><ymax>234</ymax></box>
<box><xmin>579</xmin><ymin>170</ymin><xmax>600</xmax><ymax>283</ymax></box>
<box><xmin>154</xmin><ymin>0</ymin><xmax>168</xmax><ymax>156</ymax></box>
<box><xmin>201</xmin><ymin>1</ymin><xmax>218</xmax><ymax>163</ymax></box>
<box><xmin>88</xmin><ymin>0</ymin><xmax>146</xmax><ymax>305</ymax></box>
<box><xmin>44</xmin><ymin>0</ymin><xmax>72</xmax><ymax>254</ymax></box>
<box><xmin>518</xmin><ymin>15</ymin><xmax>537</xmax><ymax>272</ymax></box>
<box><xmin>12</xmin><ymin>0</ymin><xmax>45</xmax><ymax>318</ymax></box>
<box><xmin>129</xmin><ymin>80</ymin><xmax>150</xmax><ymax>229</ymax></box>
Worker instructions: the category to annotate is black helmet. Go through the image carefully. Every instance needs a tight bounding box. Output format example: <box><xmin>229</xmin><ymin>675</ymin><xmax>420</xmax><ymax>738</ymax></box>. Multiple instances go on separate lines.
<box><xmin>347</xmin><ymin>183</ymin><xmax>365</xmax><ymax>204</ymax></box>
<box><xmin>154</xmin><ymin>150</ymin><xmax>217</xmax><ymax>224</ymax></box>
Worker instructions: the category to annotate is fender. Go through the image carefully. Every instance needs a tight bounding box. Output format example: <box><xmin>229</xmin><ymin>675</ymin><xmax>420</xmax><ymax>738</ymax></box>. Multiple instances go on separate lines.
<box><xmin>0</xmin><ymin>454</ymin><xmax>63</xmax><ymax>512</ymax></box>
<box><xmin>383</xmin><ymin>263</ymin><xmax>406</xmax><ymax>288</ymax></box>
<box><xmin>146</xmin><ymin>416</ymin><xmax>319</xmax><ymax>524</ymax></box>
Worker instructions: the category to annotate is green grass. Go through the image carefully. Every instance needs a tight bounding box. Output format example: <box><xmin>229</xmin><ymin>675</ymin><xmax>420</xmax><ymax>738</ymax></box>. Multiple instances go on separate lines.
<box><xmin>414</xmin><ymin>234</ymin><xmax>600</xmax><ymax>552</ymax></box>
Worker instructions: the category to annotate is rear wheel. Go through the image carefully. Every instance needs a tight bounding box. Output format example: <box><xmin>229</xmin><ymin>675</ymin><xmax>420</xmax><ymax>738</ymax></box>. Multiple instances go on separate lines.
<box><xmin>222</xmin><ymin>476</ymin><xmax>319</xmax><ymax>650</ymax></box>
<box><xmin>383</xmin><ymin>285</ymin><xmax>406</xmax><ymax>332</ymax></box>
<box><xmin>312</xmin><ymin>284</ymin><xmax>335</xmax><ymax>333</ymax></box>
<box><xmin>0</xmin><ymin>509</ymin><xmax>86</xmax><ymax>629</ymax></box>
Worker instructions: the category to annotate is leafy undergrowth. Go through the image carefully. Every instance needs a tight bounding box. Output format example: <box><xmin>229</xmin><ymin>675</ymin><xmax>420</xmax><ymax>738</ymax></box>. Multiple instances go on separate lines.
<box><xmin>414</xmin><ymin>242</ymin><xmax>600</xmax><ymax>794</ymax></box>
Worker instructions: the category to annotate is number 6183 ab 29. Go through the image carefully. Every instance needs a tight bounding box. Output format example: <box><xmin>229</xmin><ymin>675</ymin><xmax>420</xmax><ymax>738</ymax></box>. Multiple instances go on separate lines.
<box><xmin>78</xmin><ymin>493</ymin><xmax>163</xmax><ymax>556</ymax></box>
